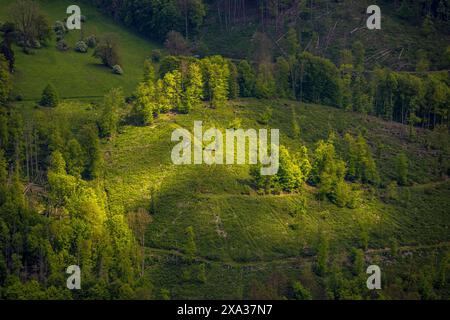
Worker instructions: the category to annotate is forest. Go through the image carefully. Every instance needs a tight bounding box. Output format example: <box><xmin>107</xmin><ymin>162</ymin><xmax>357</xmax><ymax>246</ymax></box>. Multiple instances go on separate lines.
<box><xmin>0</xmin><ymin>0</ymin><xmax>449</xmax><ymax>300</ymax></box>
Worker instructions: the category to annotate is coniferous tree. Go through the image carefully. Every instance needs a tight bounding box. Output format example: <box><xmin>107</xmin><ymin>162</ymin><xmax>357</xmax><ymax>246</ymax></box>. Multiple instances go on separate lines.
<box><xmin>344</xmin><ymin>133</ymin><xmax>379</xmax><ymax>185</ymax></box>
<box><xmin>39</xmin><ymin>84</ymin><xmax>59</xmax><ymax>107</ymax></box>
<box><xmin>134</xmin><ymin>79</ymin><xmax>157</xmax><ymax>125</ymax></box>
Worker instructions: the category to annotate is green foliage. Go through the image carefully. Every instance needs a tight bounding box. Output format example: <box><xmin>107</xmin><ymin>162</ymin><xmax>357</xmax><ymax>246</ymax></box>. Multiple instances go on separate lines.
<box><xmin>85</xmin><ymin>35</ymin><xmax>97</xmax><ymax>48</ymax></box>
<box><xmin>197</xmin><ymin>263</ymin><xmax>207</xmax><ymax>283</ymax></box>
<box><xmin>292</xmin><ymin>281</ymin><xmax>312</xmax><ymax>300</ymax></box>
<box><xmin>160</xmin><ymin>288</ymin><xmax>171</xmax><ymax>300</ymax></box>
<box><xmin>64</xmin><ymin>138</ymin><xmax>85</xmax><ymax>177</ymax></box>
<box><xmin>164</xmin><ymin>31</ymin><xmax>190</xmax><ymax>56</ymax></box>
<box><xmin>284</xmin><ymin>27</ymin><xmax>300</xmax><ymax>56</ymax></box>
<box><xmin>395</xmin><ymin>153</ymin><xmax>409</xmax><ymax>186</ymax></box>
<box><xmin>56</xmin><ymin>39</ymin><xmax>69</xmax><ymax>52</ymax></box>
<box><xmin>251</xmin><ymin>145</ymin><xmax>311</xmax><ymax>194</ymax></box>
<box><xmin>201</xmin><ymin>56</ymin><xmax>229</xmax><ymax>108</ymax></box>
<box><xmin>237</xmin><ymin>60</ymin><xmax>255</xmax><ymax>97</ymax></box>
<box><xmin>254</xmin><ymin>62</ymin><xmax>276</xmax><ymax>99</ymax></box>
<box><xmin>0</xmin><ymin>38</ymin><xmax>15</xmax><ymax>73</ymax></box>
<box><xmin>112</xmin><ymin>64</ymin><xmax>124</xmax><ymax>75</ymax></box>
<box><xmin>436</xmin><ymin>253</ymin><xmax>449</xmax><ymax>289</ymax></box>
<box><xmin>98</xmin><ymin>87</ymin><xmax>124</xmax><ymax>138</ymax></box>
<box><xmin>340</xmin><ymin>64</ymin><xmax>353</xmax><ymax>110</ymax></box>
<box><xmin>352</xmin><ymin>41</ymin><xmax>365</xmax><ymax>72</ymax></box>
<box><xmin>351</xmin><ymin>74</ymin><xmax>372</xmax><ymax>113</ymax></box>
<box><xmin>275</xmin><ymin>57</ymin><xmax>292</xmax><ymax>99</ymax></box>
<box><xmin>185</xmin><ymin>226</ymin><xmax>197</xmax><ymax>261</ymax></box>
<box><xmin>339</xmin><ymin>49</ymin><xmax>353</xmax><ymax>67</ymax></box>
<box><xmin>258</xmin><ymin>107</ymin><xmax>272</xmax><ymax>125</ymax></box>
<box><xmin>159</xmin><ymin>70</ymin><xmax>183</xmax><ymax>112</ymax></box>
<box><xmin>373</xmin><ymin>68</ymin><xmax>398</xmax><ymax>120</ymax></box>
<box><xmin>351</xmin><ymin>248</ymin><xmax>364</xmax><ymax>276</ymax></box>
<box><xmin>0</xmin><ymin>141</ymin><xmax>142</xmax><ymax>299</ymax></box>
<box><xmin>143</xmin><ymin>60</ymin><xmax>155</xmax><ymax>82</ymax></box>
<box><xmin>182</xmin><ymin>62</ymin><xmax>203</xmax><ymax>113</ymax></box>
<box><xmin>315</xmin><ymin>232</ymin><xmax>329</xmax><ymax>276</ymax></box>
<box><xmin>310</xmin><ymin>136</ymin><xmax>358</xmax><ymax>207</ymax></box>
<box><xmin>159</xmin><ymin>55</ymin><xmax>181</xmax><ymax>78</ymax></box>
<box><xmin>278</xmin><ymin>146</ymin><xmax>311</xmax><ymax>192</ymax></box>
<box><xmin>134</xmin><ymin>76</ymin><xmax>158</xmax><ymax>125</ymax></box>
<box><xmin>0</xmin><ymin>54</ymin><xmax>11</xmax><ymax>105</ymax></box>
<box><xmin>385</xmin><ymin>181</ymin><xmax>399</xmax><ymax>201</ymax></box>
<box><xmin>74</xmin><ymin>41</ymin><xmax>88</xmax><ymax>53</ymax></box>
<box><xmin>296</xmin><ymin>52</ymin><xmax>342</xmax><ymax>108</ymax></box>
<box><xmin>39</xmin><ymin>84</ymin><xmax>59</xmax><ymax>107</ymax></box>
<box><xmin>227</xmin><ymin>61</ymin><xmax>239</xmax><ymax>99</ymax></box>
<box><xmin>79</xmin><ymin>124</ymin><xmax>102</xmax><ymax>180</ymax></box>
<box><xmin>86</xmin><ymin>0</ymin><xmax>205</xmax><ymax>41</ymax></box>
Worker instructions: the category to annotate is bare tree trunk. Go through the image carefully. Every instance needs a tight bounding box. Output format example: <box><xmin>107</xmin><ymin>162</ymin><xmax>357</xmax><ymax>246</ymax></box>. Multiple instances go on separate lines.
<box><xmin>217</xmin><ymin>1</ymin><xmax>223</xmax><ymax>30</ymax></box>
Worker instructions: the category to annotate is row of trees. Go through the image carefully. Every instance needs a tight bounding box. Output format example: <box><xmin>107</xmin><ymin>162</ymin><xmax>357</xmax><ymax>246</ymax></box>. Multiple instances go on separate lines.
<box><xmin>373</xmin><ymin>68</ymin><xmax>449</xmax><ymax>129</ymax></box>
<box><xmin>87</xmin><ymin>0</ymin><xmax>206</xmax><ymax>41</ymax></box>
<box><xmin>132</xmin><ymin>55</ymin><xmax>232</xmax><ymax>125</ymax></box>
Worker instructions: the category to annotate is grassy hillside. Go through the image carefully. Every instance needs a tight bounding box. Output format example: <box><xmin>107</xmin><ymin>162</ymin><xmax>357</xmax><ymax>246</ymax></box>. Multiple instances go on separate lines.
<box><xmin>97</xmin><ymin>99</ymin><xmax>450</xmax><ymax>298</ymax></box>
<box><xmin>0</xmin><ymin>0</ymin><xmax>159</xmax><ymax>100</ymax></box>
<box><xmin>33</xmin><ymin>97</ymin><xmax>449</xmax><ymax>299</ymax></box>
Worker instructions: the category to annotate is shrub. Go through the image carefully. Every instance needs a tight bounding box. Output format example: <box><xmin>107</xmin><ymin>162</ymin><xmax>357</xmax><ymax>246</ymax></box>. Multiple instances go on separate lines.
<box><xmin>331</xmin><ymin>180</ymin><xmax>353</xmax><ymax>208</ymax></box>
<box><xmin>53</xmin><ymin>21</ymin><xmax>66</xmax><ymax>36</ymax></box>
<box><xmin>75</xmin><ymin>41</ymin><xmax>88</xmax><ymax>53</ymax></box>
<box><xmin>112</xmin><ymin>65</ymin><xmax>123</xmax><ymax>75</ymax></box>
<box><xmin>93</xmin><ymin>34</ymin><xmax>121</xmax><ymax>67</ymax></box>
<box><xmin>85</xmin><ymin>35</ymin><xmax>97</xmax><ymax>48</ymax></box>
<box><xmin>56</xmin><ymin>40</ymin><xmax>69</xmax><ymax>51</ymax></box>
<box><xmin>40</xmin><ymin>84</ymin><xmax>59</xmax><ymax>107</ymax></box>
<box><xmin>292</xmin><ymin>282</ymin><xmax>312</xmax><ymax>300</ymax></box>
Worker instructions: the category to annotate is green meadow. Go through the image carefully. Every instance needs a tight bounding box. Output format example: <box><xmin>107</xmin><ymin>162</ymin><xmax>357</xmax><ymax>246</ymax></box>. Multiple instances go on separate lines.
<box><xmin>0</xmin><ymin>0</ymin><xmax>158</xmax><ymax>100</ymax></box>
